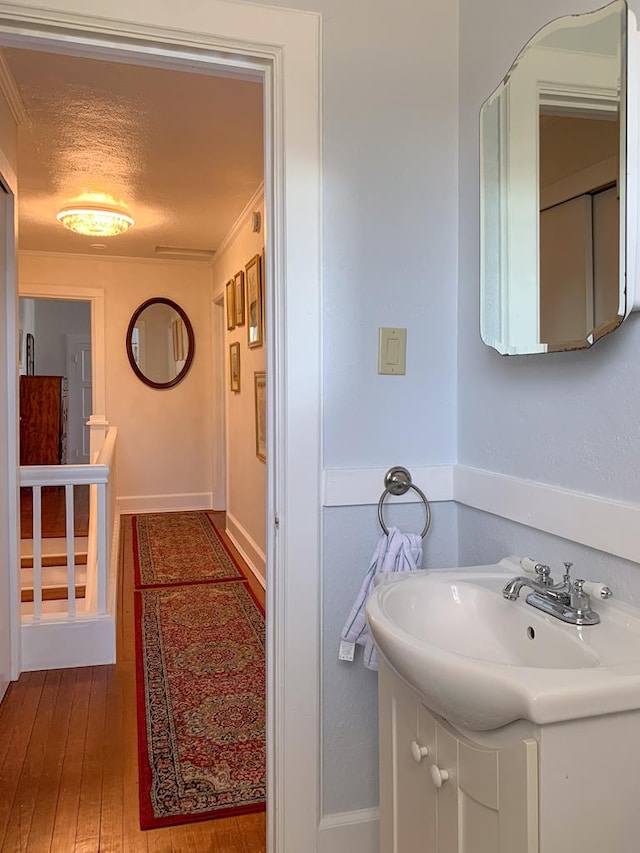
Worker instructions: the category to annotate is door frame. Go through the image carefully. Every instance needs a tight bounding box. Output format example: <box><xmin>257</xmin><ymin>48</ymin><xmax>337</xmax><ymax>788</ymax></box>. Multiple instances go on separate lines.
<box><xmin>0</xmin><ymin>161</ymin><xmax>18</xmax><ymax>692</ymax></box>
<box><xmin>0</xmin><ymin>2</ymin><xmax>322</xmax><ymax>851</ymax></box>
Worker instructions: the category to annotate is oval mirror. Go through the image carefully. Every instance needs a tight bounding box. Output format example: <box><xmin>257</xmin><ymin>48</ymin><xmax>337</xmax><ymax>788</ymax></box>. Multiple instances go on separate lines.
<box><xmin>480</xmin><ymin>0</ymin><xmax>636</xmax><ymax>354</ymax></box>
<box><xmin>126</xmin><ymin>298</ymin><xmax>195</xmax><ymax>388</ymax></box>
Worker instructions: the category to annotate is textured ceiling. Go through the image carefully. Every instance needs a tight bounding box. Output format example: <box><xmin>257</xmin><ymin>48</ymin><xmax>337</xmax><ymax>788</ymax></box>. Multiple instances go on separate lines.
<box><xmin>4</xmin><ymin>48</ymin><xmax>264</xmax><ymax>260</ymax></box>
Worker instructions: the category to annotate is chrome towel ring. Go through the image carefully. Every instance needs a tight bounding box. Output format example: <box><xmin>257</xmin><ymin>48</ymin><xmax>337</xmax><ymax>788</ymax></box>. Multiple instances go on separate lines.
<box><xmin>377</xmin><ymin>466</ymin><xmax>432</xmax><ymax>539</ymax></box>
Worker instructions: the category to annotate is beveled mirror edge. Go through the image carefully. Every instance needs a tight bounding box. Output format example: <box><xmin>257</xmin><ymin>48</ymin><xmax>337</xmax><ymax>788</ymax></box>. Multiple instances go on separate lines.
<box><xmin>479</xmin><ymin>1</ymin><xmax>639</xmax><ymax>355</ymax></box>
<box><xmin>126</xmin><ymin>297</ymin><xmax>195</xmax><ymax>389</ymax></box>
<box><xmin>627</xmin><ymin>5</ymin><xmax>640</xmax><ymax>314</ymax></box>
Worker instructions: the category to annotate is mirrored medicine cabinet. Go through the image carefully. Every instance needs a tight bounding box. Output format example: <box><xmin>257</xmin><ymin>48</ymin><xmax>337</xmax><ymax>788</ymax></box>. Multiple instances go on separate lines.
<box><xmin>480</xmin><ymin>0</ymin><xmax>640</xmax><ymax>355</ymax></box>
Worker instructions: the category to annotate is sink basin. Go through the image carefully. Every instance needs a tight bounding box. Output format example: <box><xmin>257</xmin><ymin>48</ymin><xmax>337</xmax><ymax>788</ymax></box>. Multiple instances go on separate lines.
<box><xmin>366</xmin><ymin>558</ymin><xmax>640</xmax><ymax>731</ymax></box>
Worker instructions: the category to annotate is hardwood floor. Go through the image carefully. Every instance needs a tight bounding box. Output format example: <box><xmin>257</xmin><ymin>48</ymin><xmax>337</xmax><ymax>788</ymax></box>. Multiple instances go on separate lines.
<box><xmin>0</xmin><ymin>513</ymin><xmax>266</xmax><ymax>852</ymax></box>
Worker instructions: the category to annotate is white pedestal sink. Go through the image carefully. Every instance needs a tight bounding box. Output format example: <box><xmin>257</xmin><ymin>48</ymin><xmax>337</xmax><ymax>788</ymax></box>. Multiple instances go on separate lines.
<box><xmin>366</xmin><ymin>556</ymin><xmax>640</xmax><ymax>730</ymax></box>
<box><xmin>368</xmin><ymin>557</ymin><xmax>640</xmax><ymax>851</ymax></box>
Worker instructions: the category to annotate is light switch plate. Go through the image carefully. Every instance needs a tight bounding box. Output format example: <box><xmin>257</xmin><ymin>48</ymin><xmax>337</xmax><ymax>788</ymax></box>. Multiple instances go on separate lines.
<box><xmin>378</xmin><ymin>327</ymin><xmax>407</xmax><ymax>375</ymax></box>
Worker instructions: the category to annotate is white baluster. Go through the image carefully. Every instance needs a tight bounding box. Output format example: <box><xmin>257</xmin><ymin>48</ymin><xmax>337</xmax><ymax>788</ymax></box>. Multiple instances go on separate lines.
<box><xmin>97</xmin><ymin>482</ymin><xmax>107</xmax><ymax>615</ymax></box>
<box><xmin>65</xmin><ymin>483</ymin><xmax>76</xmax><ymax>618</ymax></box>
<box><xmin>32</xmin><ymin>486</ymin><xmax>42</xmax><ymax>621</ymax></box>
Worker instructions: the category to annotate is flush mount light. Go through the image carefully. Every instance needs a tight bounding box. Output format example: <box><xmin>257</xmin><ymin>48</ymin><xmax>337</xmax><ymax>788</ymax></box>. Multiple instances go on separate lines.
<box><xmin>56</xmin><ymin>206</ymin><xmax>134</xmax><ymax>237</ymax></box>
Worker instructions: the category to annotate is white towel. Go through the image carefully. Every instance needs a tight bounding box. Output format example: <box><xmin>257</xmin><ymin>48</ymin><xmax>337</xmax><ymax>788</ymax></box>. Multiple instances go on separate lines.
<box><xmin>340</xmin><ymin>526</ymin><xmax>422</xmax><ymax>671</ymax></box>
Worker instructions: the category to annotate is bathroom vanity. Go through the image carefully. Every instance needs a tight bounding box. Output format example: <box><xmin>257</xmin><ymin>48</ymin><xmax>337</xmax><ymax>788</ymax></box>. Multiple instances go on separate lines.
<box><xmin>379</xmin><ymin>659</ymin><xmax>640</xmax><ymax>852</ymax></box>
<box><xmin>368</xmin><ymin>563</ymin><xmax>640</xmax><ymax>852</ymax></box>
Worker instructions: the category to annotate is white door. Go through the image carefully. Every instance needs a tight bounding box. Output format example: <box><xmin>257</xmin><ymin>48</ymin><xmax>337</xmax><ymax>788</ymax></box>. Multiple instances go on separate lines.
<box><xmin>65</xmin><ymin>333</ymin><xmax>92</xmax><ymax>463</ymax></box>
<box><xmin>0</xmin><ymin>183</ymin><xmax>12</xmax><ymax>701</ymax></box>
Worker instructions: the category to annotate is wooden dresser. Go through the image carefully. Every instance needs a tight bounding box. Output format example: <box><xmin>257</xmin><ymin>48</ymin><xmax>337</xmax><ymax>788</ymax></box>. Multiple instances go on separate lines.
<box><xmin>19</xmin><ymin>375</ymin><xmax>68</xmax><ymax>465</ymax></box>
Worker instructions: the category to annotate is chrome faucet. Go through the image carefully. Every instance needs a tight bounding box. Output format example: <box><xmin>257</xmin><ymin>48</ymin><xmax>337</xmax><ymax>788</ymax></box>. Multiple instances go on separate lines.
<box><xmin>502</xmin><ymin>561</ymin><xmax>612</xmax><ymax>626</ymax></box>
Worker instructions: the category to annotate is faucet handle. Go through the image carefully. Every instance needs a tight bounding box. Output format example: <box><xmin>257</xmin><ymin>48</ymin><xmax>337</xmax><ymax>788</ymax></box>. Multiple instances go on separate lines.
<box><xmin>534</xmin><ymin>563</ymin><xmax>552</xmax><ymax>585</ymax></box>
<box><xmin>583</xmin><ymin>581</ymin><xmax>613</xmax><ymax>600</ymax></box>
<box><xmin>562</xmin><ymin>561</ymin><xmax>574</xmax><ymax>587</ymax></box>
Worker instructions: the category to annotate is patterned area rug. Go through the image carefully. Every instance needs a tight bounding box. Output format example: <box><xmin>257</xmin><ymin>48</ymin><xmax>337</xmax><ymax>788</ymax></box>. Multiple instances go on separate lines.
<box><xmin>135</xmin><ymin>580</ymin><xmax>266</xmax><ymax>829</ymax></box>
<box><xmin>132</xmin><ymin>511</ymin><xmax>242</xmax><ymax>587</ymax></box>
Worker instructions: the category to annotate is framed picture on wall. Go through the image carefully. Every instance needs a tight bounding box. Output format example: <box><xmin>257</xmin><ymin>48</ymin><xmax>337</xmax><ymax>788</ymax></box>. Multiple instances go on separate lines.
<box><xmin>234</xmin><ymin>270</ymin><xmax>245</xmax><ymax>326</ymax></box>
<box><xmin>226</xmin><ymin>280</ymin><xmax>235</xmax><ymax>330</ymax></box>
<box><xmin>246</xmin><ymin>254</ymin><xmax>263</xmax><ymax>348</ymax></box>
<box><xmin>26</xmin><ymin>333</ymin><xmax>35</xmax><ymax>376</ymax></box>
<box><xmin>229</xmin><ymin>342</ymin><xmax>241</xmax><ymax>392</ymax></box>
<box><xmin>254</xmin><ymin>371</ymin><xmax>266</xmax><ymax>462</ymax></box>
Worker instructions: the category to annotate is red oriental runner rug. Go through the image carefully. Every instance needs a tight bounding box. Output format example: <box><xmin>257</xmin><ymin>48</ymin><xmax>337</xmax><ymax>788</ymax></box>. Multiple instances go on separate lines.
<box><xmin>135</xmin><ymin>580</ymin><xmax>266</xmax><ymax>829</ymax></box>
<box><xmin>132</xmin><ymin>511</ymin><xmax>243</xmax><ymax>588</ymax></box>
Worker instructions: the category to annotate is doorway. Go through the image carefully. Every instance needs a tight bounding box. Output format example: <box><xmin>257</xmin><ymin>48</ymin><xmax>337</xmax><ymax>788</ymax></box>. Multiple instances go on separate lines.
<box><xmin>0</xmin><ymin>3</ymin><xmax>321</xmax><ymax>850</ymax></box>
<box><xmin>18</xmin><ymin>297</ymin><xmax>92</xmax><ymax>464</ymax></box>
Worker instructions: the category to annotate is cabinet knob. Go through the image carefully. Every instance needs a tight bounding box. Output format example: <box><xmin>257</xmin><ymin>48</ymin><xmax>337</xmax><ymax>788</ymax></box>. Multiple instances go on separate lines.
<box><xmin>410</xmin><ymin>741</ymin><xmax>429</xmax><ymax>763</ymax></box>
<box><xmin>430</xmin><ymin>764</ymin><xmax>450</xmax><ymax>788</ymax></box>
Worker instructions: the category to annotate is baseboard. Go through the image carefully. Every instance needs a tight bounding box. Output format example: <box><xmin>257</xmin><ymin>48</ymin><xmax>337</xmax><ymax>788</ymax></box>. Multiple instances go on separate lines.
<box><xmin>318</xmin><ymin>807</ymin><xmax>379</xmax><ymax>853</ymax></box>
<box><xmin>21</xmin><ymin>614</ymin><xmax>115</xmax><ymax>671</ymax></box>
<box><xmin>225</xmin><ymin>512</ymin><xmax>266</xmax><ymax>588</ymax></box>
<box><xmin>117</xmin><ymin>493</ymin><xmax>213</xmax><ymax>515</ymax></box>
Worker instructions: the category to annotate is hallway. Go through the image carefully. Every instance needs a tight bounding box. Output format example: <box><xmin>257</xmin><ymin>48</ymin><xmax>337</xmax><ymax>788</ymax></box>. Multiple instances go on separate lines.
<box><xmin>0</xmin><ymin>513</ymin><xmax>266</xmax><ymax>852</ymax></box>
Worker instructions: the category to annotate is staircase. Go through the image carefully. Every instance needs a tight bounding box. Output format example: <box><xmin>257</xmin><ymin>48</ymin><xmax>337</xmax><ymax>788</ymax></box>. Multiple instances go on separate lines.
<box><xmin>20</xmin><ymin>537</ymin><xmax>88</xmax><ymax>607</ymax></box>
<box><xmin>18</xmin><ymin>426</ymin><xmax>118</xmax><ymax>670</ymax></box>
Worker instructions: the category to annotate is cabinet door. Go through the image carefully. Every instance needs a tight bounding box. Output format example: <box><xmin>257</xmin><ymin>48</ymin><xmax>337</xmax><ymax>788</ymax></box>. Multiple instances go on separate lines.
<box><xmin>456</xmin><ymin>735</ymin><xmax>538</xmax><ymax>853</ymax></box>
<box><xmin>435</xmin><ymin>720</ymin><xmax>459</xmax><ymax>852</ymax></box>
<box><xmin>378</xmin><ymin>662</ymin><xmax>436</xmax><ymax>852</ymax></box>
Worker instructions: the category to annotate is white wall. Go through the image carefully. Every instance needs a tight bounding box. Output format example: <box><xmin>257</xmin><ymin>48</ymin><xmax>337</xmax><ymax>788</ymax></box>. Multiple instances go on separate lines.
<box><xmin>31</xmin><ymin>297</ymin><xmax>90</xmax><ymax>375</ymax></box>
<box><xmin>210</xmin><ymin>193</ymin><xmax>266</xmax><ymax>581</ymax></box>
<box><xmin>19</xmin><ymin>252</ymin><xmax>214</xmax><ymax>509</ymax></box>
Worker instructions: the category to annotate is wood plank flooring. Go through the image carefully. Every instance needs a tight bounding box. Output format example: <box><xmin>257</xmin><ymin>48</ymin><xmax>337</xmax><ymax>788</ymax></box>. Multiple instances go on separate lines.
<box><xmin>0</xmin><ymin>512</ymin><xmax>267</xmax><ymax>852</ymax></box>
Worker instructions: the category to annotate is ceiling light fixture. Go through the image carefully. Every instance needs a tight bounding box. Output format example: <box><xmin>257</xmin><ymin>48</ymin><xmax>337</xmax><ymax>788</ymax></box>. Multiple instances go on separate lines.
<box><xmin>56</xmin><ymin>206</ymin><xmax>134</xmax><ymax>237</ymax></box>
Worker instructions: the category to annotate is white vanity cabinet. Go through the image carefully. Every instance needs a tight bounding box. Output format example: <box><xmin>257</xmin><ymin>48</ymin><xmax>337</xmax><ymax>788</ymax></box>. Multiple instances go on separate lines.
<box><xmin>378</xmin><ymin>660</ymin><xmax>538</xmax><ymax>852</ymax></box>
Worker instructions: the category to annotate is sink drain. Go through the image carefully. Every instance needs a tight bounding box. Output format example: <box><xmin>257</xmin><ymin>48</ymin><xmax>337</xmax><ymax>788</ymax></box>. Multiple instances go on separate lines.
<box><xmin>527</xmin><ymin>626</ymin><xmax>536</xmax><ymax>640</ymax></box>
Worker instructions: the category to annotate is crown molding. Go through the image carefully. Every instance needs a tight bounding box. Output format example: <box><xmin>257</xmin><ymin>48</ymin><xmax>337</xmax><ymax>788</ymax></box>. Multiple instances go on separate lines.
<box><xmin>0</xmin><ymin>50</ymin><xmax>27</xmax><ymax>125</ymax></box>
<box><xmin>213</xmin><ymin>181</ymin><xmax>265</xmax><ymax>259</ymax></box>
<box><xmin>18</xmin><ymin>248</ymin><xmax>211</xmax><ymax>267</ymax></box>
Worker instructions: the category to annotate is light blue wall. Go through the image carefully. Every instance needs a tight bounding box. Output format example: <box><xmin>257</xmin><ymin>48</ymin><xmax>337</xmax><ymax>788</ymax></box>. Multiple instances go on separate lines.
<box><xmin>251</xmin><ymin>0</ymin><xmax>459</xmax><ymax>467</ymax></box>
<box><xmin>458</xmin><ymin>506</ymin><xmax>640</xmax><ymax>608</ymax></box>
<box><xmin>457</xmin><ymin>4</ymin><xmax>640</xmax><ymax>596</ymax></box>
<box><xmin>458</xmin><ymin>0</ymin><xmax>640</xmax><ymax>502</ymax></box>
<box><xmin>249</xmin><ymin>0</ymin><xmax>461</xmax><ymax>817</ymax></box>
<box><xmin>264</xmin><ymin>0</ymin><xmax>640</xmax><ymax>820</ymax></box>
<box><xmin>323</xmin><ymin>501</ymin><xmax>459</xmax><ymax>813</ymax></box>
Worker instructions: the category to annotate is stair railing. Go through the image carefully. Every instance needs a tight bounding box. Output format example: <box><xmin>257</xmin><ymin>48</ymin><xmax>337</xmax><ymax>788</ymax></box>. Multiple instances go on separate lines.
<box><xmin>19</xmin><ymin>426</ymin><xmax>117</xmax><ymax>622</ymax></box>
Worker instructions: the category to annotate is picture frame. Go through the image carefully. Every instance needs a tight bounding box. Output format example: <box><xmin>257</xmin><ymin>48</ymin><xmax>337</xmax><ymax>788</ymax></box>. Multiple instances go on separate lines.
<box><xmin>26</xmin><ymin>333</ymin><xmax>35</xmax><ymax>376</ymax></box>
<box><xmin>254</xmin><ymin>371</ymin><xmax>266</xmax><ymax>462</ymax></box>
<box><xmin>246</xmin><ymin>254</ymin><xmax>263</xmax><ymax>348</ymax></box>
<box><xmin>226</xmin><ymin>280</ymin><xmax>235</xmax><ymax>330</ymax></box>
<box><xmin>229</xmin><ymin>342</ymin><xmax>241</xmax><ymax>392</ymax></box>
<box><xmin>234</xmin><ymin>270</ymin><xmax>245</xmax><ymax>326</ymax></box>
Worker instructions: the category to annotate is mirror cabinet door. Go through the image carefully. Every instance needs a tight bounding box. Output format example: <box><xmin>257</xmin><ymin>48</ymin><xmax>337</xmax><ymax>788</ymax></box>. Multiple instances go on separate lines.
<box><xmin>126</xmin><ymin>298</ymin><xmax>195</xmax><ymax>388</ymax></box>
<box><xmin>480</xmin><ymin>0</ymin><xmax>627</xmax><ymax>354</ymax></box>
